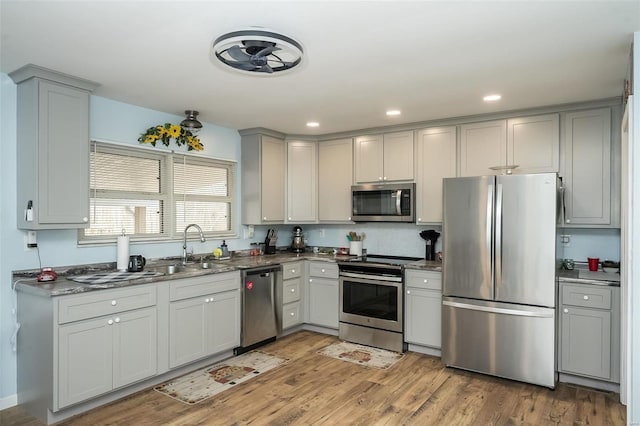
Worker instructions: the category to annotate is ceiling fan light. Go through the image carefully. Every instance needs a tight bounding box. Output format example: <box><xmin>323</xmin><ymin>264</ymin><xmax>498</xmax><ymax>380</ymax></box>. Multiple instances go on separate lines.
<box><xmin>180</xmin><ymin>110</ymin><xmax>203</xmax><ymax>133</ymax></box>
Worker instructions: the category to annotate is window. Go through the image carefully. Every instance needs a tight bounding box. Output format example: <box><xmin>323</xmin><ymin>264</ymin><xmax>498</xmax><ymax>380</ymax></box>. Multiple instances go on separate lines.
<box><xmin>80</xmin><ymin>141</ymin><xmax>236</xmax><ymax>243</ymax></box>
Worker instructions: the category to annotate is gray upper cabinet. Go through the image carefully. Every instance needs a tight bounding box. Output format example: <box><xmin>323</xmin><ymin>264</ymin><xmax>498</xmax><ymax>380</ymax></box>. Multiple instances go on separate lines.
<box><xmin>460</xmin><ymin>114</ymin><xmax>559</xmax><ymax>177</ymax></box>
<box><xmin>318</xmin><ymin>138</ymin><xmax>353</xmax><ymax>222</ymax></box>
<box><xmin>354</xmin><ymin>131</ymin><xmax>414</xmax><ymax>183</ymax></box>
<box><xmin>507</xmin><ymin>113</ymin><xmax>559</xmax><ymax>174</ymax></box>
<box><xmin>240</xmin><ymin>130</ymin><xmax>285</xmax><ymax>224</ymax></box>
<box><xmin>9</xmin><ymin>65</ymin><xmax>99</xmax><ymax>229</ymax></box>
<box><xmin>561</xmin><ymin>108</ymin><xmax>612</xmax><ymax>226</ymax></box>
<box><xmin>459</xmin><ymin>120</ymin><xmax>507</xmax><ymax>177</ymax></box>
<box><xmin>415</xmin><ymin>126</ymin><xmax>457</xmax><ymax>223</ymax></box>
<box><xmin>286</xmin><ymin>140</ymin><xmax>318</xmax><ymax>223</ymax></box>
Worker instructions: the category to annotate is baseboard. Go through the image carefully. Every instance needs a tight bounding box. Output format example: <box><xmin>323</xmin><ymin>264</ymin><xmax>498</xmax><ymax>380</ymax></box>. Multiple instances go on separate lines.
<box><xmin>407</xmin><ymin>343</ymin><xmax>442</xmax><ymax>357</ymax></box>
<box><xmin>0</xmin><ymin>394</ymin><xmax>17</xmax><ymax>410</ymax></box>
<box><xmin>558</xmin><ymin>373</ymin><xmax>620</xmax><ymax>393</ymax></box>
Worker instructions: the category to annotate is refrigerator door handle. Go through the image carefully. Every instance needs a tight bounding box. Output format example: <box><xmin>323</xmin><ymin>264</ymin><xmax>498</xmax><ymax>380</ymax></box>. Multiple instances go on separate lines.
<box><xmin>495</xmin><ymin>183</ymin><xmax>503</xmax><ymax>294</ymax></box>
<box><xmin>487</xmin><ymin>184</ymin><xmax>494</xmax><ymax>290</ymax></box>
<box><xmin>443</xmin><ymin>300</ymin><xmax>554</xmax><ymax>318</ymax></box>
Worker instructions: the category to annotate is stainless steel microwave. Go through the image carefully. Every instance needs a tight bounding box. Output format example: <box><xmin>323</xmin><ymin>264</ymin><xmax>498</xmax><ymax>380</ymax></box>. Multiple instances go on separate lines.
<box><xmin>351</xmin><ymin>183</ymin><xmax>415</xmax><ymax>222</ymax></box>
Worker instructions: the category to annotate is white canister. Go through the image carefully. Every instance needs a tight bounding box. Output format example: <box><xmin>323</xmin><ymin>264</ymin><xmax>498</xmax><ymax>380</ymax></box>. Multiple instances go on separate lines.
<box><xmin>349</xmin><ymin>241</ymin><xmax>363</xmax><ymax>256</ymax></box>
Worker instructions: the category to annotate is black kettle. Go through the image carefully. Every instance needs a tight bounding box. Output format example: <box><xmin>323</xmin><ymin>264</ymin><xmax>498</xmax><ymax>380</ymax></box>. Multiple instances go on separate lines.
<box><xmin>128</xmin><ymin>255</ymin><xmax>146</xmax><ymax>272</ymax></box>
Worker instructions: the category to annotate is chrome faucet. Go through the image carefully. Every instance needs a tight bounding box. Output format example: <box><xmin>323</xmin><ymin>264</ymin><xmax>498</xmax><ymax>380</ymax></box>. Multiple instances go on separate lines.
<box><xmin>183</xmin><ymin>223</ymin><xmax>206</xmax><ymax>264</ymax></box>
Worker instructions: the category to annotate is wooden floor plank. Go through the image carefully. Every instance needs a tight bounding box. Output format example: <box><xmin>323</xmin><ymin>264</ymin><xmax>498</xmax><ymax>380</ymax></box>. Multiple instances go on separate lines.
<box><xmin>1</xmin><ymin>331</ymin><xmax>627</xmax><ymax>426</ymax></box>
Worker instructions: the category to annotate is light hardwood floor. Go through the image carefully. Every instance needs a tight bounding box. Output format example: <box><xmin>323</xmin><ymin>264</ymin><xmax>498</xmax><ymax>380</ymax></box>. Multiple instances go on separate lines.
<box><xmin>1</xmin><ymin>330</ymin><xmax>626</xmax><ymax>425</ymax></box>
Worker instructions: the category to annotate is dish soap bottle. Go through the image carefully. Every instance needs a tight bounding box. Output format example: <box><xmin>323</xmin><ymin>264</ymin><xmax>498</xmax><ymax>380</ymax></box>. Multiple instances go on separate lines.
<box><xmin>221</xmin><ymin>240</ymin><xmax>229</xmax><ymax>258</ymax></box>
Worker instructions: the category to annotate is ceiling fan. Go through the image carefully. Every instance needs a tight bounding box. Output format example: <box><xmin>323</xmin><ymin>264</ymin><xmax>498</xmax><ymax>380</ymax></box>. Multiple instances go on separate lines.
<box><xmin>212</xmin><ymin>28</ymin><xmax>304</xmax><ymax>75</ymax></box>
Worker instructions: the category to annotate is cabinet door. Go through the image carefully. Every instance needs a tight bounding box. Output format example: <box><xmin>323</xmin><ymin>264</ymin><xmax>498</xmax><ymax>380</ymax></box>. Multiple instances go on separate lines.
<box><xmin>507</xmin><ymin>114</ymin><xmax>559</xmax><ymax>174</ymax></box>
<box><xmin>112</xmin><ymin>307</ymin><xmax>157</xmax><ymax>389</ymax></box>
<box><xmin>318</xmin><ymin>138</ymin><xmax>353</xmax><ymax>221</ymax></box>
<box><xmin>560</xmin><ymin>305</ymin><xmax>611</xmax><ymax>379</ymax></box>
<box><xmin>354</xmin><ymin>134</ymin><xmax>384</xmax><ymax>183</ymax></box>
<box><xmin>459</xmin><ymin>120</ymin><xmax>507</xmax><ymax>177</ymax></box>
<box><xmin>383</xmin><ymin>131</ymin><xmax>414</xmax><ymax>181</ymax></box>
<box><xmin>415</xmin><ymin>126</ymin><xmax>456</xmax><ymax>223</ymax></box>
<box><xmin>169</xmin><ymin>297</ymin><xmax>208</xmax><ymax>368</ymax></box>
<box><xmin>207</xmin><ymin>290</ymin><xmax>241</xmax><ymax>354</ymax></box>
<box><xmin>261</xmin><ymin>136</ymin><xmax>285</xmax><ymax>222</ymax></box>
<box><xmin>405</xmin><ymin>288</ymin><xmax>441</xmax><ymax>348</ymax></box>
<box><xmin>57</xmin><ymin>317</ymin><xmax>112</xmax><ymax>408</ymax></box>
<box><xmin>562</xmin><ymin>108</ymin><xmax>611</xmax><ymax>226</ymax></box>
<box><xmin>286</xmin><ymin>141</ymin><xmax>318</xmax><ymax>222</ymax></box>
<box><xmin>308</xmin><ymin>278</ymin><xmax>339</xmax><ymax>328</ymax></box>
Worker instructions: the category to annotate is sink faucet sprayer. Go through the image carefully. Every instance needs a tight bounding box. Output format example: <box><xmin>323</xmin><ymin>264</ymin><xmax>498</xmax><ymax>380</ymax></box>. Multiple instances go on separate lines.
<box><xmin>183</xmin><ymin>223</ymin><xmax>206</xmax><ymax>264</ymax></box>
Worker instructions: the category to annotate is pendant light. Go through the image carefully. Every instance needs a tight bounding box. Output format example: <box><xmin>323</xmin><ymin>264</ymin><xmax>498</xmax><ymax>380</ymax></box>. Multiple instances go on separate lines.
<box><xmin>180</xmin><ymin>110</ymin><xmax>203</xmax><ymax>133</ymax></box>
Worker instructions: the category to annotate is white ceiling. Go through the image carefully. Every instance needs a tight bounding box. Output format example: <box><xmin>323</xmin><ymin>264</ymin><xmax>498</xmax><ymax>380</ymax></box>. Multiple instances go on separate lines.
<box><xmin>1</xmin><ymin>1</ymin><xmax>638</xmax><ymax>135</ymax></box>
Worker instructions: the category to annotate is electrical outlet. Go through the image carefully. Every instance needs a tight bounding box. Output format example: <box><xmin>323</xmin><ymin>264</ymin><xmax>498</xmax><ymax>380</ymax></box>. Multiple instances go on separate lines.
<box><xmin>318</xmin><ymin>229</ymin><xmax>325</xmax><ymax>238</ymax></box>
<box><xmin>560</xmin><ymin>234</ymin><xmax>571</xmax><ymax>247</ymax></box>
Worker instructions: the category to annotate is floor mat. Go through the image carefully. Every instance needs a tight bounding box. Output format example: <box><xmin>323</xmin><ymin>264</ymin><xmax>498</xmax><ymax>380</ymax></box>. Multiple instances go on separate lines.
<box><xmin>154</xmin><ymin>350</ymin><xmax>288</xmax><ymax>405</ymax></box>
<box><xmin>318</xmin><ymin>341</ymin><xmax>404</xmax><ymax>369</ymax></box>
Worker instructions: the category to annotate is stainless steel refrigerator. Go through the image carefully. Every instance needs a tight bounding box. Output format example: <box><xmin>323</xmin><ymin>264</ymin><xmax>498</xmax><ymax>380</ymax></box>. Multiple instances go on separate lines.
<box><xmin>441</xmin><ymin>173</ymin><xmax>559</xmax><ymax>388</ymax></box>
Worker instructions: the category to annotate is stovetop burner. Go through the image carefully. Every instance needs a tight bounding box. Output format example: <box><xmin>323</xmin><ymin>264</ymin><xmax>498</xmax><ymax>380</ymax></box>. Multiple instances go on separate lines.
<box><xmin>342</xmin><ymin>254</ymin><xmax>422</xmax><ymax>267</ymax></box>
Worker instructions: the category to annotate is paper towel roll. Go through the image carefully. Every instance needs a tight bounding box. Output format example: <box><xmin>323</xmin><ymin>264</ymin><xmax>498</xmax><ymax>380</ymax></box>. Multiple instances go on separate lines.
<box><xmin>117</xmin><ymin>235</ymin><xmax>129</xmax><ymax>271</ymax></box>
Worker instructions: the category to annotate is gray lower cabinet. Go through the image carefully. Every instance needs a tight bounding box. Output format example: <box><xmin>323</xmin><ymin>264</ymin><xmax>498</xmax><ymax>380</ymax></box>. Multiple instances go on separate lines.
<box><xmin>9</xmin><ymin>65</ymin><xmax>99</xmax><ymax>229</ymax></box>
<box><xmin>57</xmin><ymin>306</ymin><xmax>157</xmax><ymax>408</ymax></box>
<box><xmin>54</xmin><ymin>284</ymin><xmax>158</xmax><ymax>410</ymax></box>
<box><xmin>168</xmin><ymin>272</ymin><xmax>240</xmax><ymax>368</ymax></box>
<box><xmin>404</xmin><ymin>270</ymin><xmax>442</xmax><ymax>348</ymax></box>
<box><xmin>559</xmin><ymin>282</ymin><xmax>620</xmax><ymax>382</ymax></box>
<box><xmin>306</xmin><ymin>262</ymin><xmax>339</xmax><ymax>329</ymax></box>
<box><xmin>278</xmin><ymin>261</ymin><xmax>304</xmax><ymax>332</ymax></box>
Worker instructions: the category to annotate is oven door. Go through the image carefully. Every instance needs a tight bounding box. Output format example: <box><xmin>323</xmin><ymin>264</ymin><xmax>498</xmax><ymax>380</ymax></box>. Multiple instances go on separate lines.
<box><xmin>339</xmin><ymin>272</ymin><xmax>403</xmax><ymax>333</ymax></box>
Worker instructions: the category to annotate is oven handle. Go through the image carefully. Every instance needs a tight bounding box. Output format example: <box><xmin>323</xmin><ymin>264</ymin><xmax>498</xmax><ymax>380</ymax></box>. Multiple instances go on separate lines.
<box><xmin>339</xmin><ymin>272</ymin><xmax>402</xmax><ymax>283</ymax></box>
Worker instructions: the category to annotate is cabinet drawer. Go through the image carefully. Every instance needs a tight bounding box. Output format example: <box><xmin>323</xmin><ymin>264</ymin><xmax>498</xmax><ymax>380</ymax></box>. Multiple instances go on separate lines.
<box><xmin>169</xmin><ymin>272</ymin><xmax>240</xmax><ymax>302</ymax></box>
<box><xmin>58</xmin><ymin>285</ymin><xmax>156</xmax><ymax>324</ymax></box>
<box><xmin>282</xmin><ymin>262</ymin><xmax>303</xmax><ymax>280</ymax></box>
<box><xmin>561</xmin><ymin>283</ymin><xmax>612</xmax><ymax>309</ymax></box>
<box><xmin>283</xmin><ymin>277</ymin><xmax>302</xmax><ymax>304</ymax></box>
<box><xmin>308</xmin><ymin>262</ymin><xmax>338</xmax><ymax>279</ymax></box>
<box><xmin>282</xmin><ymin>301</ymin><xmax>302</xmax><ymax>329</ymax></box>
<box><xmin>405</xmin><ymin>269</ymin><xmax>442</xmax><ymax>290</ymax></box>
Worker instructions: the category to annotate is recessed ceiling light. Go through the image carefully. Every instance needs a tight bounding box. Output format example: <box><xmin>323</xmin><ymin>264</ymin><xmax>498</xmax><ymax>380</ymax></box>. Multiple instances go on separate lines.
<box><xmin>483</xmin><ymin>94</ymin><xmax>502</xmax><ymax>102</ymax></box>
<box><xmin>306</xmin><ymin>121</ymin><xmax>319</xmax><ymax>127</ymax></box>
<box><xmin>386</xmin><ymin>110</ymin><xmax>401</xmax><ymax>116</ymax></box>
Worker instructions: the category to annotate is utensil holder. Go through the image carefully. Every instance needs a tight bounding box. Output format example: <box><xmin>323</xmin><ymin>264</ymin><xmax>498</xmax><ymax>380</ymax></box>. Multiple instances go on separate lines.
<box><xmin>349</xmin><ymin>241</ymin><xmax>363</xmax><ymax>256</ymax></box>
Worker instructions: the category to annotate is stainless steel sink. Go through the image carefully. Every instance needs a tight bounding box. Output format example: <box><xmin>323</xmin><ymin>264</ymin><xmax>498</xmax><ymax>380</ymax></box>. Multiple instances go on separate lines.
<box><xmin>153</xmin><ymin>262</ymin><xmax>214</xmax><ymax>275</ymax></box>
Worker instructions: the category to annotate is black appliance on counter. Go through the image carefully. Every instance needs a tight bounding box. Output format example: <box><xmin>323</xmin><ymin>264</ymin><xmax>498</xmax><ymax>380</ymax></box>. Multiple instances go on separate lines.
<box><xmin>419</xmin><ymin>230</ymin><xmax>440</xmax><ymax>261</ymax></box>
<box><xmin>337</xmin><ymin>254</ymin><xmax>422</xmax><ymax>353</ymax></box>
<box><xmin>264</xmin><ymin>229</ymin><xmax>277</xmax><ymax>255</ymax></box>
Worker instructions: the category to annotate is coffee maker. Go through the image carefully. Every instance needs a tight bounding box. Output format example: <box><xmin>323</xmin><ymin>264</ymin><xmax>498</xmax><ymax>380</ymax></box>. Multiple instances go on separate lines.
<box><xmin>419</xmin><ymin>230</ymin><xmax>440</xmax><ymax>261</ymax></box>
<box><xmin>291</xmin><ymin>226</ymin><xmax>306</xmax><ymax>253</ymax></box>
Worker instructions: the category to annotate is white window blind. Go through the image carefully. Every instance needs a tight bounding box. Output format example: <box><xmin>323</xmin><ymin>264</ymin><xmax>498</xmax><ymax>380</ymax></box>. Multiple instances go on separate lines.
<box><xmin>80</xmin><ymin>141</ymin><xmax>235</xmax><ymax>243</ymax></box>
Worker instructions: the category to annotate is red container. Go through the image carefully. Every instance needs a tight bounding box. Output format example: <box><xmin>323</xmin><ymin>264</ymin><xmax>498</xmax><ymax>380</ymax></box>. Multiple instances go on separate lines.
<box><xmin>587</xmin><ymin>257</ymin><xmax>600</xmax><ymax>272</ymax></box>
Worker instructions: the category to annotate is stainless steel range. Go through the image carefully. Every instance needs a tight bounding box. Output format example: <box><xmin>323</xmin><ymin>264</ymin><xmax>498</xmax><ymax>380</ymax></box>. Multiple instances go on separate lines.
<box><xmin>338</xmin><ymin>255</ymin><xmax>421</xmax><ymax>352</ymax></box>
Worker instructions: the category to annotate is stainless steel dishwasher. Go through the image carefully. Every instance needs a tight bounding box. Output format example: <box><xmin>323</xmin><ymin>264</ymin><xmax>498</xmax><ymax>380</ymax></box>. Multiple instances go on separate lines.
<box><xmin>235</xmin><ymin>265</ymin><xmax>279</xmax><ymax>354</ymax></box>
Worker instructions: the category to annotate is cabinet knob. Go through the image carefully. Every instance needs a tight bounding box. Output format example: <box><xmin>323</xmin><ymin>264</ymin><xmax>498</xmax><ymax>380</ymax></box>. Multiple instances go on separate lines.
<box><xmin>205</xmin><ymin>298</ymin><xmax>210</xmax><ymax>303</ymax></box>
<box><xmin>383</xmin><ymin>177</ymin><xmax>387</xmax><ymax>181</ymax></box>
<box><xmin>309</xmin><ymin>279</ymin><xmax>313</xmax><ymax>282</ymax></box>
<box><xmin>407</xmin><ymin>290</ymin><xmax>411</xmax><ymax>295</ymax></box>
<box><xmin>378</xmin><ymin>177</ymin><xmax>383</xmax><ymax>181</ymax></box>
<box><xmin>418</xmin><ymin>218</ymin><xmax>422</xmax><ymax>222</ymax></box>
<box><xmin>566</xmin><ymin>219</ymin><xmax>571</xmax><ymax>223</ymax></box>
<box><xmin>321</xmin><ymin>268</ymin><xmax>325</xmax><ymax>273</ymax></box>
<box><xmin>289</xmin><ymin>217</ymin><xmax>292</xmax><ymax>220</ymax></box>
<box><xmin>563</xmin><ymin>308</ymin><xmax>569</xmax><ymax>313</ymax></box>
<box><xmin>263</xmin><ymin>216</ymin><xmax>267</xmax><ymax>220</ymax></box>
<box><xmin>114</xmin><ymin>317</ymin><xmax>120</xmax><ymax>323</ymax></box>
<box><xmin>347</xmin><ymin>217</ymin><xmax>351</xmax><ymax>221</ymax></box>
<box><xmin>82</xmin><ymin>217</ymin><xmax>88</xmax><ymax>223</ymax></box>
<box><xmin>424</xmin><ymin>279</ymin><xmax>428</xmax><ymax>283</ymax></box>
<box><xmin>290</xmin><ymin>288</ymin><xmax>296</xmax><ymax>293</ymax></box>
<box><xmin>583</xmin><ymin>295</ymin><xmax>589</xmax><ymax>300</ymax></box>
<box><xmin>108</xmin><ymin>319</ymin><xmax>114</xmax><ymax>325</ymax></box>
<box><xmin>290</xmin><ymin>312</ymin><xmax>295</xmax><ymax>317</ymax></box>
<box><xmin>291</xmin><ymin>269</ymin><xmax>296</xmax><ymax>273</ymax></box>
<box><xmin>111</xmin><ymin>300</ymin><xmax>117</xmax><ymax>306</ymax></box>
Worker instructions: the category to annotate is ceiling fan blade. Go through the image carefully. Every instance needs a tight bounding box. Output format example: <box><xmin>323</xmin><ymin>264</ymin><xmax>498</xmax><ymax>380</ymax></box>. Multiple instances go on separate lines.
<box><xmin>255</xmin><ymin>46</ymin><xmax>281</xmax><ymax>57</ymax></box>
<box><xmin>227</xmin><ymin>45</ymin><xmax>251</xmax><ymax>62</ymax></box>
<box><xmin>259</xmin><ymin>64</ymin><xmax>274</xmax><ymax>73</ymax></box>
